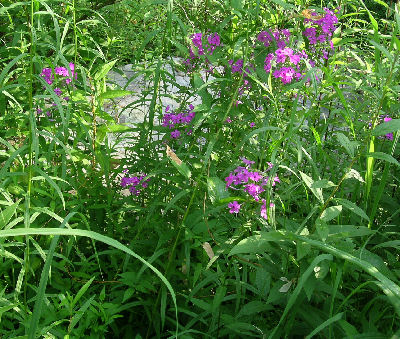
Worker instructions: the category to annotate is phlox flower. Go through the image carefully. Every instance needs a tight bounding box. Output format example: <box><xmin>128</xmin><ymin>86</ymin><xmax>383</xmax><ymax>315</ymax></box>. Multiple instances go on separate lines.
<box><xmin>171</xmin><ymin>130</ymin><xmax>181</xmax><ymax>139</ymax></box>
<box><xmin>244</xmin><ymin>183</ymin><xmax>264</xmax><ymax>201</ymax></box>
<box><xmin>121</xmin><ymin>172</ymin><xmax>150</xmax><ymax>196</ymax></box>
<box><xmin>382</xmin><ymin>116</ymin><xmax>394</xmax><ymax>140</ymax></box>
<box><xmin>54</xmin><ymin>87</ymin><xmax>62</xmax><ymax>96</ymax></box>
<box><xmin>228</xmin><ymin>201</ymin><xmax>241</xmax><ymax>214</ymax></box>
<box><xmin>40</xmin><ymin>67</ymin><xmax>54</xmax><ymax>85</ymax></box>
<box><xmin>208</xmin><ymin>32</ymin><xmax>221</xmax><ymax>46</ymax></box>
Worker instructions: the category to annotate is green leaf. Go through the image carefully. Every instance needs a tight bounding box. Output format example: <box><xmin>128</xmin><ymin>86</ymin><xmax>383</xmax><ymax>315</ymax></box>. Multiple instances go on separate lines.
<box><xmin>311</xmin><ymin>179</ymin><xmax>336</xmax><ymax>189</ymax></box>
<box><xmin>366</xmin><ymin>152</ymin><xmax>400</xmax><ymax>166</ymax></box>
<box><xmin>170</xmin><ymin>160</ymin><xmax>191</xmax><ymax>179</ymax></box>
<box><xmin>334</xmin><ymin>198</ymin><xmax>369</xmax><ymax>221</ymax></box>
<box><xmin>0</xmin><ymin>202</ymin><xmax>18</xmax><ymax>230</ymax></box>
<box><xmin>336</xmin><ymin>133</ymin><xmax>357</xmax><ymax>157</ymax></box>
<box><xmin>372</xmin><ymin>119</ymin><xmax>400</xmax><ymax>136</ymax></box>
<box><xmin>94</xmin><ymin>60</ymin><xmax>118</xmax><ymax>81</ymax></box>
<box><xmin>369</xmin><ymin>40</ymin><xmax>393</xmax><ymax>61</ymax></box>
<box><xmin>98</xmin><ymin>90</ymin><xmax>131</xmax><ymax>102</ymax></box>
<box><xmin>315</xmin><ymin>219</ymin><xmax>329</xmax><ymax>241</ymax></box>
<box><xmin>193</xmin><ymin>73</ymin><xmax>212</xmax><ymax>109</ymax></box>
<box><xmin>305</xmin><ymin>313</ymin><xmax>344</xmax><ymax>339</ymax></box>
<box><xmin>71</xmin><ymin>277</ymin><xmax>95</xmax><ymax>309</ymax></box>
<box><xmin>268</xmin><ymin>254</ymin><xmax>333</xmax><ymax>339</ymax></box>
<box><xmin>373</xmin><ymin>0</ymin><xmax>388</xmax><ymax>7</ymax></box>
<box><xmin>321</xmin><ymin>205</ymin><xmax>342</xmax><ymax>222</ymax></box>
<box><xmin>299</xmin><ymin>171</ymin><xmax>324</xmax><ymax>204</ymax></box>
<box><xmin>269</xmin><ymin>0</ymin><xmax>296</xmax><ymax>9</ymax></box>
<box><xmin>229</xmin><ymin>231</ymin><xmax>286</xmax><ymax>256</ymax></box>
<box><xmin>229</xmin><ymin>231</ymin><xmax>400</xmax><ymax>316</ymax></box>
<box><xmin>207</xmin><ymin>177</ymin><xmax>229</xmax><ymax>203</ymax></box>
<box><xmin>328</xmin><ymin>225</ymin><xmax>374</xmax><ymax>237</ymax></box>
<box><xmin>33</xmin><ymin>167</ymin><xmax>66</xmax><ymax>210</ymax></box>
<box><xmin>1</xmin><ymin>227</ymin><xmax>178</xmax><ymax>336</ymax></box>
<box><xmin>69</xmin><ymin>296</ymin><xmax>95</xmax><ymax>330</ymax></box>
<box><xmin>237</xmin><ymin>301</ymin><xmax>272</xmax><ymax>318</ymax></box>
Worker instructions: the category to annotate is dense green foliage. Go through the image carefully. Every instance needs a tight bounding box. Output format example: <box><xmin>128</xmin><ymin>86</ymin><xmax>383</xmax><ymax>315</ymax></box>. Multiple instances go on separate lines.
<box><xmin>0</xmin><ymin>0</ymin><xmax>399</xmax><ymax>338</ymax></box>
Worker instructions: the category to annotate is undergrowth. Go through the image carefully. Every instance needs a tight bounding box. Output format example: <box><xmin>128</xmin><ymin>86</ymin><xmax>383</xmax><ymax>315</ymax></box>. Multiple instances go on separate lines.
<box><xmin>0</xmin><ymin>0</ymin><xmax>399</xmax><ymax>338</ymax></box>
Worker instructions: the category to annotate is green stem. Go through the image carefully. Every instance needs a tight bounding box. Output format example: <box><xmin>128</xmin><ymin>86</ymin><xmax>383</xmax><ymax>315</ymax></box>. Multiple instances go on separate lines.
<box><xmin>24</xmin><ymin>0</ymin><xmax>35</xmax><ymax>311</ymax></box>
<box><xmin>73</xmin><ymin>0</ymin><xmax>77</xmax><ymax>66</ymax></box>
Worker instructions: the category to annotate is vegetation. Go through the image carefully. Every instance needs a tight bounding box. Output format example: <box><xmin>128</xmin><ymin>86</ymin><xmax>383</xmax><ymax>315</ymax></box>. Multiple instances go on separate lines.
<box><xmin>0</xmin><ymin>0</ymin><xmax>399</xmax><ymax>338</ymax></box>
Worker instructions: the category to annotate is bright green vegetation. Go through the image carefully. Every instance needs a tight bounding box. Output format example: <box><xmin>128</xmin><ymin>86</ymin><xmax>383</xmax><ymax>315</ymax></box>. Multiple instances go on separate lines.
<box><xmin>0</xmin><ymin>0</ymin><xmax>399</xmax><ymax>338</ymax></box>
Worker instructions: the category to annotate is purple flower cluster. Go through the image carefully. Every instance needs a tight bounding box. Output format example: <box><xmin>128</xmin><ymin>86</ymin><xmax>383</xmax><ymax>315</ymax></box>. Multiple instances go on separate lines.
<box><xmin>303</xmin><ymin>8</ymin><xmax>338</xmax><ymax>60</ymax></box>
<box><xmin>263</xmin><ymin>45</ymin><xmax>309</xmax><ymax>84</ymax></box>
<box><xmin>183</xmin><ymin>32</ymin><xmax>222</xmax><ymax>72</ymax></box>
<box><xmin>225</xmin><ymin>158</ymin><xmax>278</xmax><ymax>220</ymax></box>
<box><xmin>120</xmin><ymin>172</ymin><xmax>150</xmax><ymax>196</ymax></box>
<box><xmin>257</xmin><ymin>29</ymin><xmax>291</xmax><ymax>49</ymax></box>
<box><xmin>162</xmin><ymin>104</ymin><xmax>196</xmax><ymax>139</ymax></box>
<box><xmin>37</xmin><ymin>63</ymin><xmax>77</xmax><ymax>119</ymax></box>
<box><xmin>228</xmin><ymin>58</ymin><xmax>254</xmax><ymax>96</ymax></box>
<box><xmin>40</xmin><ymin>63</ymin><xmax>77</xmax><ymax>85</ymax></box>
<box><xmin>255</xmin><ymin>9</ymin><xmax>338</xmax><ymax>85</ymax></box>
<box><xmin>257</xmin><ymin>28</ymin><xmax>309</xmax><ymax>85</ymax></box>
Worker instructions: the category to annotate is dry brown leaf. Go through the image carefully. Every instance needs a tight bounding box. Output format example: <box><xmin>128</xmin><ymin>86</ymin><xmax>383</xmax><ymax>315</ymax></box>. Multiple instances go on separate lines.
<box><xmin>202</xmin><ymin>242</ymin><xmax>215</xmax><ymax>260</ymax></box>
<box><xmin>166</xmin><ymin>145</ymin><xmax>182</xmax><ymax>166</ymax></box>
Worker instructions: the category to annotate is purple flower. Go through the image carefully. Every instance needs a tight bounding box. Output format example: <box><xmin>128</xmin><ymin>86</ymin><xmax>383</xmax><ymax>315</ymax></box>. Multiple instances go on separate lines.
<box><xmin>261</xmin><ymin>200</ymin><xmax>268</xmax><ymax>220</ymax></box>
<box><xmin>55</xmin><ymin>66</ymin><xmax>68</xmax><ymax>77</ymax></box>
<box><xmin>228</xmin><ymin>201</ymin><xmax>241</xmax><ymax>214</ymax></box>
<box><xmin>249</xmin><ymin>122</ymin><xmax>255</xmax><ymax>128</ymax></box>
<box><xmin>257</xmin><ymin>30</ymin><xmax>273</xmax><ymax>47</ymax></box>
<box><xmin>249</xmin><ymin>171</ymin><xmax>262</xmax><ymax>182</ymax></box>
<box><xmin>171</xmin><ymin>130</ymin><xmax>181</xmax><ymax>139</ymax></box>
<box><xmin>383</xmin><ymin>116</ymin><xmax>394</xmax><ymax>140</ymax></box>
<box><xmin>121</xmin><ymin>173</ymin><xmax>150</xmax><ymax>196</ymax></box>
<box><xmin>208</xmin><ymin>32</ymin><xmax>221</xmax><ymax>46</ymax></box>
<box><xmin>54</xmin><ymin>87</ymin><xmax>62</xmax><ymax>96</ymax></box>
<box><xmin>244</xmin><ymin>183</ymin><xmax>264</xmax><ymax>201</ymax></box>
<box><xmin>242</xmin><ymin>157</ymin><xmax>255</xmax><ymax>166</ymax></box>
<box><xmin>40</xmin><ymin>67</ymin><xmax>54</xmax><ymax>85</ymax></box>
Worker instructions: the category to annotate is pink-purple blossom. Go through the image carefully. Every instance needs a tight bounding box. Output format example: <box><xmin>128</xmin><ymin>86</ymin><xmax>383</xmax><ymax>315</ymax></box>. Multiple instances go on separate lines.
<box><xmin>225</xmin><ymin>159</ymin><xmax>279</xmax><ymax>219</ymax></box>
<box><xmin>228</xmin><ymin>201</ymin><xmax>241</xmax><ymax>214</ymax></box>
<box><xmin>121</xmin><ymin>173</ymin><xmax>150</xmax><ymax>196</ymax></box>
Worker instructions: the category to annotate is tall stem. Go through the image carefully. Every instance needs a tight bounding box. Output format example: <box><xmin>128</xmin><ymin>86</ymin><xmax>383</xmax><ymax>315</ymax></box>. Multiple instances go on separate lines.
<box><xmin>24</xmin><ymin>0</ymin><xmax>35</xmax><ymax>308</ymax></box>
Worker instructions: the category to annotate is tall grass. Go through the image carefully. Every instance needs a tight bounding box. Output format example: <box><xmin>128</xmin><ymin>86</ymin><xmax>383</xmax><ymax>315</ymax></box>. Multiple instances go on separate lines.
<box><xmin>0</xmin><ymin>0</ymin><xmax>399</xmax><ymax>338</ymax></box>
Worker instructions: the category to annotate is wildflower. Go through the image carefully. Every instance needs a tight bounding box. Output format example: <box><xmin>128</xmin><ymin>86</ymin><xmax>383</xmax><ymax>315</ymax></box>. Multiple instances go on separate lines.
<box><xmin>260</xmin><ymin>200</ymin><xmax>268</xmax><ymax>219</ymax></box>
<box><xmin>171</xmin><ymin>130</ymin><xmax>181</xmax><ymax>139</ymax></box>
<box><xmin>121</xmin><ymin>172</ymin><xmax>150</xmax><ymax>196</ymax></box>
<box><xmin>207</xmin><ymin>32</ymin><xmax>221</xmax><ymax>50</ymax></box>
<box><xmin>244</xmin><ymin>183</ymin><xmax>264</xmax><ymax>201</ymax></box>
<box><xmin>250</xmin><ymin>122</ymin><xmax>255</xmax><ymax>128</ymax></box>
<box><xmin>55</xmin><ymin>66</ymin><xmax>69</xmax><ymax>77</ymax></box>
<box><xmin>241</xmin><ymin>157</ymin><xmax>255</xmax><ymax>166</ymax></box>
<box><xmin>228</xmin><ymin>201</ymin><xmax>241</xmax><ymax>214</ymax></box>
<box><xmin>54</xmin><ymin>87</ymin><xmax>62</xmax><ymax>96</ymax></box>
<box><xmin>40</xmin><ymin>67</ymin><xmax>54</xmax><ymax>85</ymax></box>
<box><xmin>383</xmin><ymin>116</ymin><xmax>394</xmax><ymax>140</ymax></box>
